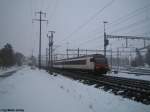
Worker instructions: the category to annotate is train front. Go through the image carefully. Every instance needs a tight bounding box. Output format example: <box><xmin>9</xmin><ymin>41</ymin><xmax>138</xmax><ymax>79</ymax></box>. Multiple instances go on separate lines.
<box><xmin>94</xmin><ymin>57</ymin><xmax>109</xmax><ymax>74</ymax></box>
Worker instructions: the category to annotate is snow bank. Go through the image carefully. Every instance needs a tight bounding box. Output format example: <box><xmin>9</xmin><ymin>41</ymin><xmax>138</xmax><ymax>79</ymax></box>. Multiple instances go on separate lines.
<box><xmin>0</xmin><ymin>66</ymin><xmax>149</xmax><ymax>112</ymax></box>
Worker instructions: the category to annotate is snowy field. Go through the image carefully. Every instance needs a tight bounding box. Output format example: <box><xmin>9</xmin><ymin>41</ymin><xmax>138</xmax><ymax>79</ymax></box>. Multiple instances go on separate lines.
<box><xmin>0</xmin><ymin>66</ymin><xmax>150</xmax><ymax>112</ymax></box>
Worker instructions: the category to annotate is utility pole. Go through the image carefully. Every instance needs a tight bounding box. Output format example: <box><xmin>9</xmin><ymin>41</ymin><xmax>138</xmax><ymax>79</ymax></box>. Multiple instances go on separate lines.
<box><xmin>66</xmin><ymin>48</ymin><xmax>69</xmax><ymax>59</ymax></box>
<box><xmin>77</xmin><ymin>48</ymin><xmax>80</xmax><ymax>57</ymax></box>
<box><xmin>103</xmin><ymin>21</ymin><xmax>109</xmax><ymax>57</ymax></box>
<box><xmin>117</xmin><ymin>48</ymin><xmax>120</xmax><ymax>72</ymax></box>
<box><xmin>86</xmin><ymin>49</ymin><xmax>87</xmax><ymax>55</ymax></box>
<box><xmin>47</xmin><ymin>31</ymin><xmax>55</xmax><ymax>68</ymax></box>
<box><xmin>109</xmin><ymin>43</ymin><xmax>112</xmax><ymax>70</ymax></box>
<box><xmin>110</xmin><ymin>49</ymin><xmax>112</xmax><ymax>70</ymax></box>
<box><xmin>66</xmin><ymin>42</ymin><xmax>69</xmax><ymax>59</ymax></box>
<box><xmin>33</xmin><ymin>11</ymin><xmax>48</xmax><ymax>69</ymax></box>
<box><xmin>46</xmin><ymin>48</ymin><xmax>48</xmax><ymax>69</ymax></box>
<box><xmin>47</xmin><ymin>34</ymin><xmax>50</xmax><ymax>68</ymax></box>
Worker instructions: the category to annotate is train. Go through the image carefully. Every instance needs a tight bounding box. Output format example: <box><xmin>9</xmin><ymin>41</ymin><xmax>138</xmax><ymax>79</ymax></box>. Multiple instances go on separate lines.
<box><xmin>53</xmin><ymin>54</ymin><xmax>109</xmax><ymax>74</ymax></box>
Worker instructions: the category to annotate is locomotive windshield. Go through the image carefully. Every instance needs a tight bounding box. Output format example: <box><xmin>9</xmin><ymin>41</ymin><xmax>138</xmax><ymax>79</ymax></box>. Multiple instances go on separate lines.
<box><xmin>95</xmin><ymin>58</ymin><xmax>107</xmax><ymax>64</ymax></box>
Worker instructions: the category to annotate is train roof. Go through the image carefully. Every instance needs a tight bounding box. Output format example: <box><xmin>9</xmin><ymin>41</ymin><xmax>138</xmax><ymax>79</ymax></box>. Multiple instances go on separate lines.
<box><xmin>54</xmin><ymin>54</ymin><xmax>105</xmax><ymax>62</ymax></box>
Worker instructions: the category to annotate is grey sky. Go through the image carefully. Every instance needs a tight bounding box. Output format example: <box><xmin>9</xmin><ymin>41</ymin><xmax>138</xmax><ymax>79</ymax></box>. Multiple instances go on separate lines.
<box><xmin>0</xmin><ymin>0</ymin><xmax>150</xmax><ymax>56</ymax></box>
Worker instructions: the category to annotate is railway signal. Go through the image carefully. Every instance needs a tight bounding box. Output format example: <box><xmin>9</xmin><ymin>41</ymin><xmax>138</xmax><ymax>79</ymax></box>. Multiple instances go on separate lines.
<box><xmin>103</xmin><ymin>21</ymin><xmax>109</xmax><ymax>57</ymax></box>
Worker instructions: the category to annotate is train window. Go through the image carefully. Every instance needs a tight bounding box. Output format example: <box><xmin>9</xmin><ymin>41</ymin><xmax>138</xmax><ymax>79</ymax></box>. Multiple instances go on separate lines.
<box><xmin>64</xmin><ymin>60</ymin><xmax>86</xmax><ymax>65</ymax></box>
<box><xmin>95</xmin><ymin>58</ymin><xmax>106</xmax><ymax>64</ymax></box>
<box><xmin>54</xmin><ymin>59</ymin><xmax>86</xmax><ymax>65</ymax></box>
<box><xmin>72</xmin><ymin>60</ymin><xmax>86</xmax><ymax>65</ymax></box>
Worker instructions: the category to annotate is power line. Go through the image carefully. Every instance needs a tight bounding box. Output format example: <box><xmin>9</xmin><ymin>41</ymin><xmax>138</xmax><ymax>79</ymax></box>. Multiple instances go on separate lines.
<box><xmin>78</xmin><ymin>35</ymin><xmax>103</xmax><ymax>47</ymax></box>
<box><xmin>69</xmin><ymin>4</ymin><xmax>150</xmax><ymax>47</ymax></box>
<box><xmin>123</xmin><ymin>23</ymin><xmax>150</xmax><ymax>36</ymax></box>
<box><xmin>76</xmin><ymin>10</ymin><xmax>150</xmax><ymax>47</ymax></box>
<box><xmin>76</xmin><ymin>18</ymin><xmax>150</xmax><ymax>48</ymax></box>
<box><xmin>49</xmin><ymin>0</ymin><xmax>59</xmax><ymax>24</ymax></box>
<box><xmin>57</xmin><ymin>0</ymin><xmax>115</xmax><ymax>44</ymax></box>
<box><xmin>110</xmin><ymin>17</ymin><xmax>150</xmax><ymax>34</ymax></box>
<box><xmin>54</xmin><ymin>1</ymin><xmax>150</xmax><ymax>50</ymax></box>
<box><xmin>108</xmin><ymin>3</ymin><xmax>150</xmax><ymax>28</ymax></box>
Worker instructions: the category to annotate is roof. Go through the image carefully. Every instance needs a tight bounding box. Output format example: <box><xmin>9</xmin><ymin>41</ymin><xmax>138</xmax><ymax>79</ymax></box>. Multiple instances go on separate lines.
<box><xmin>54</xmin><ymin>54</ymin><xmax>105</xmax><ymax>62</ymax></box>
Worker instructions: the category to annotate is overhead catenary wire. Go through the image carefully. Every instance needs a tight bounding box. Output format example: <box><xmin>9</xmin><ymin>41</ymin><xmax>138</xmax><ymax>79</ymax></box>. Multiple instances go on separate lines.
<box><xmin>107</xmin><ymin>3</ymin><xmax>150</xmax><ymax>29</ymax></box>
<box><xmin>44</xmin><ymin>1</ymin><xmax>150</xmax><ymax>52</ymax></box>
<box><xmin>53</xmin><ymin>2</ymin><xmax>150</xmax><ymax>53</ymax></box>
<box><xmin>79</xmin><ymin>19</ymin><xmax>150</xmax><ymax>48</ymax></box>
<box><xmin>75</xmin><ymin>18</ymin><xmax>150</xmax><ymax>48</ymax></box>
<box><xmin>66</xmin><ymin>3</ymin><xmax>150</xmax><ymax>47</ymax></box>
<box><xmin>30</xmin><ymin>0</ymin><xmax>37</xmax><ymax>56</ymax></box>
<box><xmin>46</xmin><ymin>0</ymin><xmax>59</xmax><ymax>26</ymax></box>
<box><xmin>109</xmin><ymin>17</ymin><xmax>150</xmax><ymax>34</ymax></box>
<box><xmin>89</xmin><ymin>3</ymin><xmax>150</xmax><ymax>37</ymax></box>
<box><xmin>57</xmin><ymin>0</ymin><xmax>115</xmax><ymax>44</ymax></box>
<box><xmin>123</xmin><ymin>22</ymin><xmax>150</xmax><ymax>36</ymax></box>
<box><xmin>50</xmin><ymin>0</ymin><xmax>59</xmax><ymax>25</ymax></box>
<box><xmin>74</xmin><ymin>4</ymin><xmax>150</xmax><ymax>47</ymax></box>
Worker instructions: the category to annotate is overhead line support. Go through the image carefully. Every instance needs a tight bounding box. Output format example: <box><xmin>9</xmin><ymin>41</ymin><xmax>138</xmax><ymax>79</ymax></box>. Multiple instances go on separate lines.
<box><xmin>32</xmin><ymin>11</ymin><xmax>48</xmax><ymax>69</ymax></box>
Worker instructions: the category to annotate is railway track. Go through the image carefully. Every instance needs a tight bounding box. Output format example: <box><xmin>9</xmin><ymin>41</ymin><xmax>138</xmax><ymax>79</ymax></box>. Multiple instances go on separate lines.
<box><xmin>98</xmin><ymin>75</ymin><xmax>150</xmax><ymax>93</ymax></box>
<box><xmin>49</xmin><ymin>69</ymin><xmax>150</xmax><ymax>105</ymax></box>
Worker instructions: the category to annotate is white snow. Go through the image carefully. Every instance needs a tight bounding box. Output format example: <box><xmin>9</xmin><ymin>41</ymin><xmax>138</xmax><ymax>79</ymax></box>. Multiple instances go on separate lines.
<box><xmin>0</xmin><ymin>66</ymin><xmax>150</xmax><ymax>112</ymax></box>
<box><xmin>0</xmin><ymin>66</ymin><xmax>22</xmax><ymax>76</ymax></box>
<box><xmin>107</xmin><ymin>72</ymin><xmax>150</xmax><ymax>81</ymax></box>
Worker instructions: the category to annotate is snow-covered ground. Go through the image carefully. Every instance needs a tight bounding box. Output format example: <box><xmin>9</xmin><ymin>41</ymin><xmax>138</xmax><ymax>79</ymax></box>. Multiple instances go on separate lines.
<box><xmin>0</xmin><ymin>66</ymin><xmax>149</xmax><ymax>112</ymax></box>
<box><xmin>107</xmin><ymin>72</ymin><xmax>150</xmax><ymax>81</ymax></box>
<box><xmin>0</xmin><ymin>66</ymin><xmax>22</xmax><ymax>76</ymax></box>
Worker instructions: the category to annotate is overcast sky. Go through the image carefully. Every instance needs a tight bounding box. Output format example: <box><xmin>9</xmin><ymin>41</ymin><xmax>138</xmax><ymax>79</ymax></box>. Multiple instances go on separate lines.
<box><xmin>0</xmin><ymin>0</ymin><xmax>150</xmax><ymax>57</ymax></box>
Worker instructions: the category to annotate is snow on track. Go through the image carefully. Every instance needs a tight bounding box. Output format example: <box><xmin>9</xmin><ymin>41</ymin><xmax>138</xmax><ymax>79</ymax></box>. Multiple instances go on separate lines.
<box><xmin>0</xmin><ymin>66</ymin><xmax>149</xmax><ymax>112</ymax></box>
<box><xmin>107</xmin><ymin>72</ymin><xmax>150</xmax><ymax>81</ymax></box>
